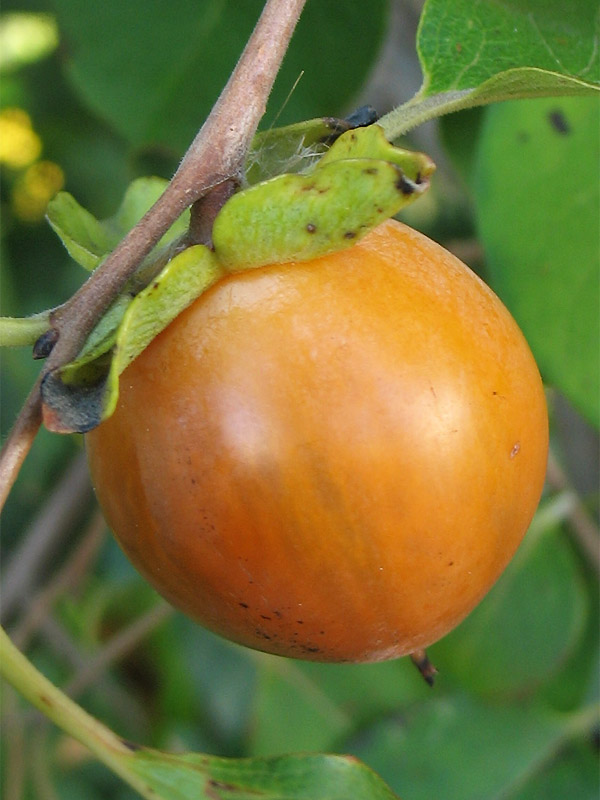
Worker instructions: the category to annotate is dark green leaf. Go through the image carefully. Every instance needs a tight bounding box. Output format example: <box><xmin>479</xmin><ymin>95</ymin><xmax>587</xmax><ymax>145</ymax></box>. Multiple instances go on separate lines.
<box><xmin>348</xmin><ymin>694</ymin><xmax>570</xmax><ymax>800</ymax></box>
<box><xmin>249</xmin><ymin>656</ymin><xmax>431</xmax><ymax>757</ymax></box>
<box><xmin>473</xmin><ymin>96</ymin><xmax>600</xmax><ymax>427</ymax></box>
<box><xmin>50</xmin><ymin>0</ymin><xmax>387</xmax><ymax>152</ymax></box>
<box><xmin>505</xmin><ymin>741</ymin><xmax>600</xmax><ymax>800</ymax></box>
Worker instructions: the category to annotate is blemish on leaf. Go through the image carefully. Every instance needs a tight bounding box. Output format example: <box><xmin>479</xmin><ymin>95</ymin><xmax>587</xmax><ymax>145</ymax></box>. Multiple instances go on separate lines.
<box><xmin>548</xmin><ymin>110</ymin><xmax>570</xmax><ymax>135</ymax></box>
<box><xmin>306</xmin><ymin>223</ymin><xmax>317</xmax><ymax>233</ymax></box>
<box><xmin>344</xmin><ymin>231</ymin><xmax>357</xmax><ymax>239</ymax></box>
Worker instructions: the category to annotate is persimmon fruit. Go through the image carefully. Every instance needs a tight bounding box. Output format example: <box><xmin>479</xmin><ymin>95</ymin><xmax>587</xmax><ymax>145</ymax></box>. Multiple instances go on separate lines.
<box><xmin>86</xmin><ymin>218</ymin><xmax>548</xmax><ymax>662</ymax></box>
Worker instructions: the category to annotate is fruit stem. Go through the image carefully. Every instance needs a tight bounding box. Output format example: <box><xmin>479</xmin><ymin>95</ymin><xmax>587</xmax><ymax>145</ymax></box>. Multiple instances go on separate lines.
<box><xmin>410</xmin><ymin>649</ymin><xmax>438</xmax><ymax>686</ymax></box>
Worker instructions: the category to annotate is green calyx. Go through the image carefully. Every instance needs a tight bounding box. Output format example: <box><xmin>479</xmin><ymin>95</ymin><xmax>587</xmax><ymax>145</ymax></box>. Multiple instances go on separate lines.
<box><xmin>37</xmin><ymin>122</ymin><xmax>434</xmax><ymax>434</ymax></box>
<box><xmin>214</xmin><ymin>124</ymin><xmax>434</xmax><ymax>270</ymax></box>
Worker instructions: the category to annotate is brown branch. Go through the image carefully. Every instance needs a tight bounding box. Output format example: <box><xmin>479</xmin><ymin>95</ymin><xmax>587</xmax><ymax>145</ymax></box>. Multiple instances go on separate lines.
<box><xmin>44</xmin><ymin>0</ymin><xmax>307</xmax><ymax>375</ymax></box>
<box><xmin>0</xmin><ymin>0</ymin><xmax>307</xmax><ymax>512</ymax></box>
<box><xmin>0</xmin><ymin>378</ymin><xmax>43</xmax><ymax>511</ymax></box>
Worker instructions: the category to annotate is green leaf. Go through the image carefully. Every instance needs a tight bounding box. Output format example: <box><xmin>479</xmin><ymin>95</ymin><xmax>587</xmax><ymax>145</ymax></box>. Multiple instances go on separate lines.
<box><xmin>506</xmin><ymin>741</ymin><xmax>600</xmax><ymax>799</ymax></box>
<box><xmin>379</xmin><ymin>0</ymin><xmax>600</xmax><ymax>138</ymax></box>
<box><xmin>348</xmin><ymin>694</ymin><xmax>574</xmax><ymax>800</ymax></box>
<box><xmin>473</xmin><ymin>96</ymin><xmax>600</xmax><ymax>427</ymax></box>
<box><xmin>124</xmin><ymin>749</ymin><xmax>401</xmax><ymax>800</ymax></box>
<box><xmin>47</xmin><ymin>177</ymin><xmax>189</xmax><ymax>271</ymax></box>
<box><xmin>213</xmin><ymin>126</ymin><xmax>435</xmax><ymax>270</ymax></box>
<box><xmin>50</xmin><ymin>0</ymin><xmax>387</xmax><ymax>152</ymax></box>
<box><xmin>249</xmin><ymin>656</ymin><xmax>431</xmax><ymax>757</ymax></box>
<box><xmin>430</xmin><ymin>513</ymin><xmax>589</xmax><ymax>696</ymax></box>
<box><xmin>42</xmin><ymin>245</ymin><xmax>223</xmax><ymax>433</ymax></box>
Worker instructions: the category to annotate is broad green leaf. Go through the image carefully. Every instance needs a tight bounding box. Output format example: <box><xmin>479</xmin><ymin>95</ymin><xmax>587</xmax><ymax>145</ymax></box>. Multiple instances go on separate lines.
<box><xmin>47</xmin><ymin>177</ymin><xmax>189</xmax><ymax>271</ymax></box>
<box><xmin>249</xmin><ymin>656</ymin><xmax>431</xmax><ymax>757</ymax></box>
<box><xmin>379</xmin><ymin>0</ymin><xmax>600</xmax><ymax>138</ymax></box>
<box><xmin>124</xmin><ymin>750</ymin><xmax>401</xmax><ymax>800</ymax></box>
<box><xmin>506</xmin><ymin>742</ymin><xmax>600</xmax><ymax>800</ymax></box>
<box><xmin>348</xmin><ymin>694</ymin><xmax>572</xmax><ymax>800</ymax></box>
<box><xmin>42</xmin><ymin>245</ymin><xmax>223</xmax><ymax>433</ymax></box>
<box><xmin>213</xmin><ymin>126</ymin><xmax>434</xmax><ymax>270</ymax></box>
<box><xmin>430</xmin><ymin>514</ymin><xmax>589</xmax><ymax>696</ymax></box>
<box><xmin>474</xmin><ymin>96</ymin><xmax>600</xmax><ymax>427</ymax></box>
<box><xmin>50</xmin><ymin>0</ymin><xmax>387</xmax><ymax>152</ymax></box>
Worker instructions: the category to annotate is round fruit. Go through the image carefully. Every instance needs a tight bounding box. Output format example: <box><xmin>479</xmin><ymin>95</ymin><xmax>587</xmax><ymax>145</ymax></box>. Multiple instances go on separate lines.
<box><xmin>86</xmin><ymin>218</ymin><xmax>548</xmax><ymax>662</ymax></box>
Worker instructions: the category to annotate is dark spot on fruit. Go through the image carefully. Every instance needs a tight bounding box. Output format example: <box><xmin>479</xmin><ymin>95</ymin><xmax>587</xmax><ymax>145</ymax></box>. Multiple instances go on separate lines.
<box><xmin>344</xmin><ymin>231</ymin><xmax>356</xmax><ymax>239</ymax></box>
<box><xmin>396</xmin><ymin>175</ymin><xmax>416</xmax><ymax>195</ymax></box>
<box><xmin>303</xmin><ymin>645</ymin><xmax>320</xmax><ymax>653</ymax></box>
<box><xmin>448</xmin><ymin>561</ymin><xmax>454</xmax><ymax>566</ymax></box>
<box><xmin>306</xmin><ymin>223</ymin><xmax>317</xmax><ymax>233</ymax></box>
<box><xmin>548</xmin><ymin>110</ymin><xmax>570</xmax><ymax>135</ymax></box>
<box><xmin>363</xmin><ymin>167</ymin><xmax>378</xmax><ymax>175</ymax></box>
<box><xmin>301</xmin><ymin>182</ymin><xmax>316</xmax><ymax>192</ymax></box>
<box><xmin>239</xmin><ymin>602</ymin><xmax>249</xmax><ymax>609</ymax></box>
<box><xmin>153</xmin><ymin>282</ymin><xmax>160</xmax><ymax>289</ymax></box>
<box><xmin>320</xmin><ymin>630</ymin><xmax>326</xmax><ymax>635</ymax></box>
<box><xmin>273</xmin><ymin>610</ymin><xmax>283</xmax><ymax>618</ymax></box>
<box><xmin>260</xmin><ymin>614</ymin><xmax>272</xmax><ymax>621</ymax></box>
<box><xmin>517</xmin><ymin>131</ymin><xmax>529</xmax><ymax>144</ymax></box>
<box><xmin>297</xmin><ymin>619</ymin><xmax>304</xmax><ymax>624</ymax></box>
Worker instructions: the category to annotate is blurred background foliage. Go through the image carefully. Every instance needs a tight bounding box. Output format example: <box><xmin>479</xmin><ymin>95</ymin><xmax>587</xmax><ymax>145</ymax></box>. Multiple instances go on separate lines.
<box><xmin>1</xmin><ymin>1</ymin><xmax>598</xmax><ymax>798</ymax></box>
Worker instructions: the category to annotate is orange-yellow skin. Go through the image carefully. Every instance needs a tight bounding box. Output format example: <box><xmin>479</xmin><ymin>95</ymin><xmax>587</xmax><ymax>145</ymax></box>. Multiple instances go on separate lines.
<box><xmin>86</xmin><ymin>219</ymin><xmax>548</xmax><ymax>662</ymax></box>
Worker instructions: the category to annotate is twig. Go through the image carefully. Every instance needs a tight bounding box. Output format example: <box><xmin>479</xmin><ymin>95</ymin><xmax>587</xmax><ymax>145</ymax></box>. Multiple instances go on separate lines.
<box><xmin>11</xmin><ymin>510</ymin><xmax>106</xmax><ymax>650</ymax></box>
<box><xmin>64</xmin><ymin>602</ymin><xmax>173</xmax><ymax>699</ymax></box>
<box><xmin>1</xmin><ymin>452</ymin><xmax>93</xmax><ymax>622</ymax></box>
<box><xmin>0</xmin><ymin>377</ymin><xmax>43</xmax><ymax>511</ymax></box>
<box><xmin>546</xmin><ymin>449</ymin><xmax>600</xmax><ymax>575</ymax></box>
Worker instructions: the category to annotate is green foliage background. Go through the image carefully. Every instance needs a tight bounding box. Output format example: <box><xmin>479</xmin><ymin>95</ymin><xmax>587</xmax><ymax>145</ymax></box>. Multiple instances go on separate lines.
<box><xmin>1</xmin><ymin>1</ymin><xmax>598</xmax><ymax>798</ymax></box>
